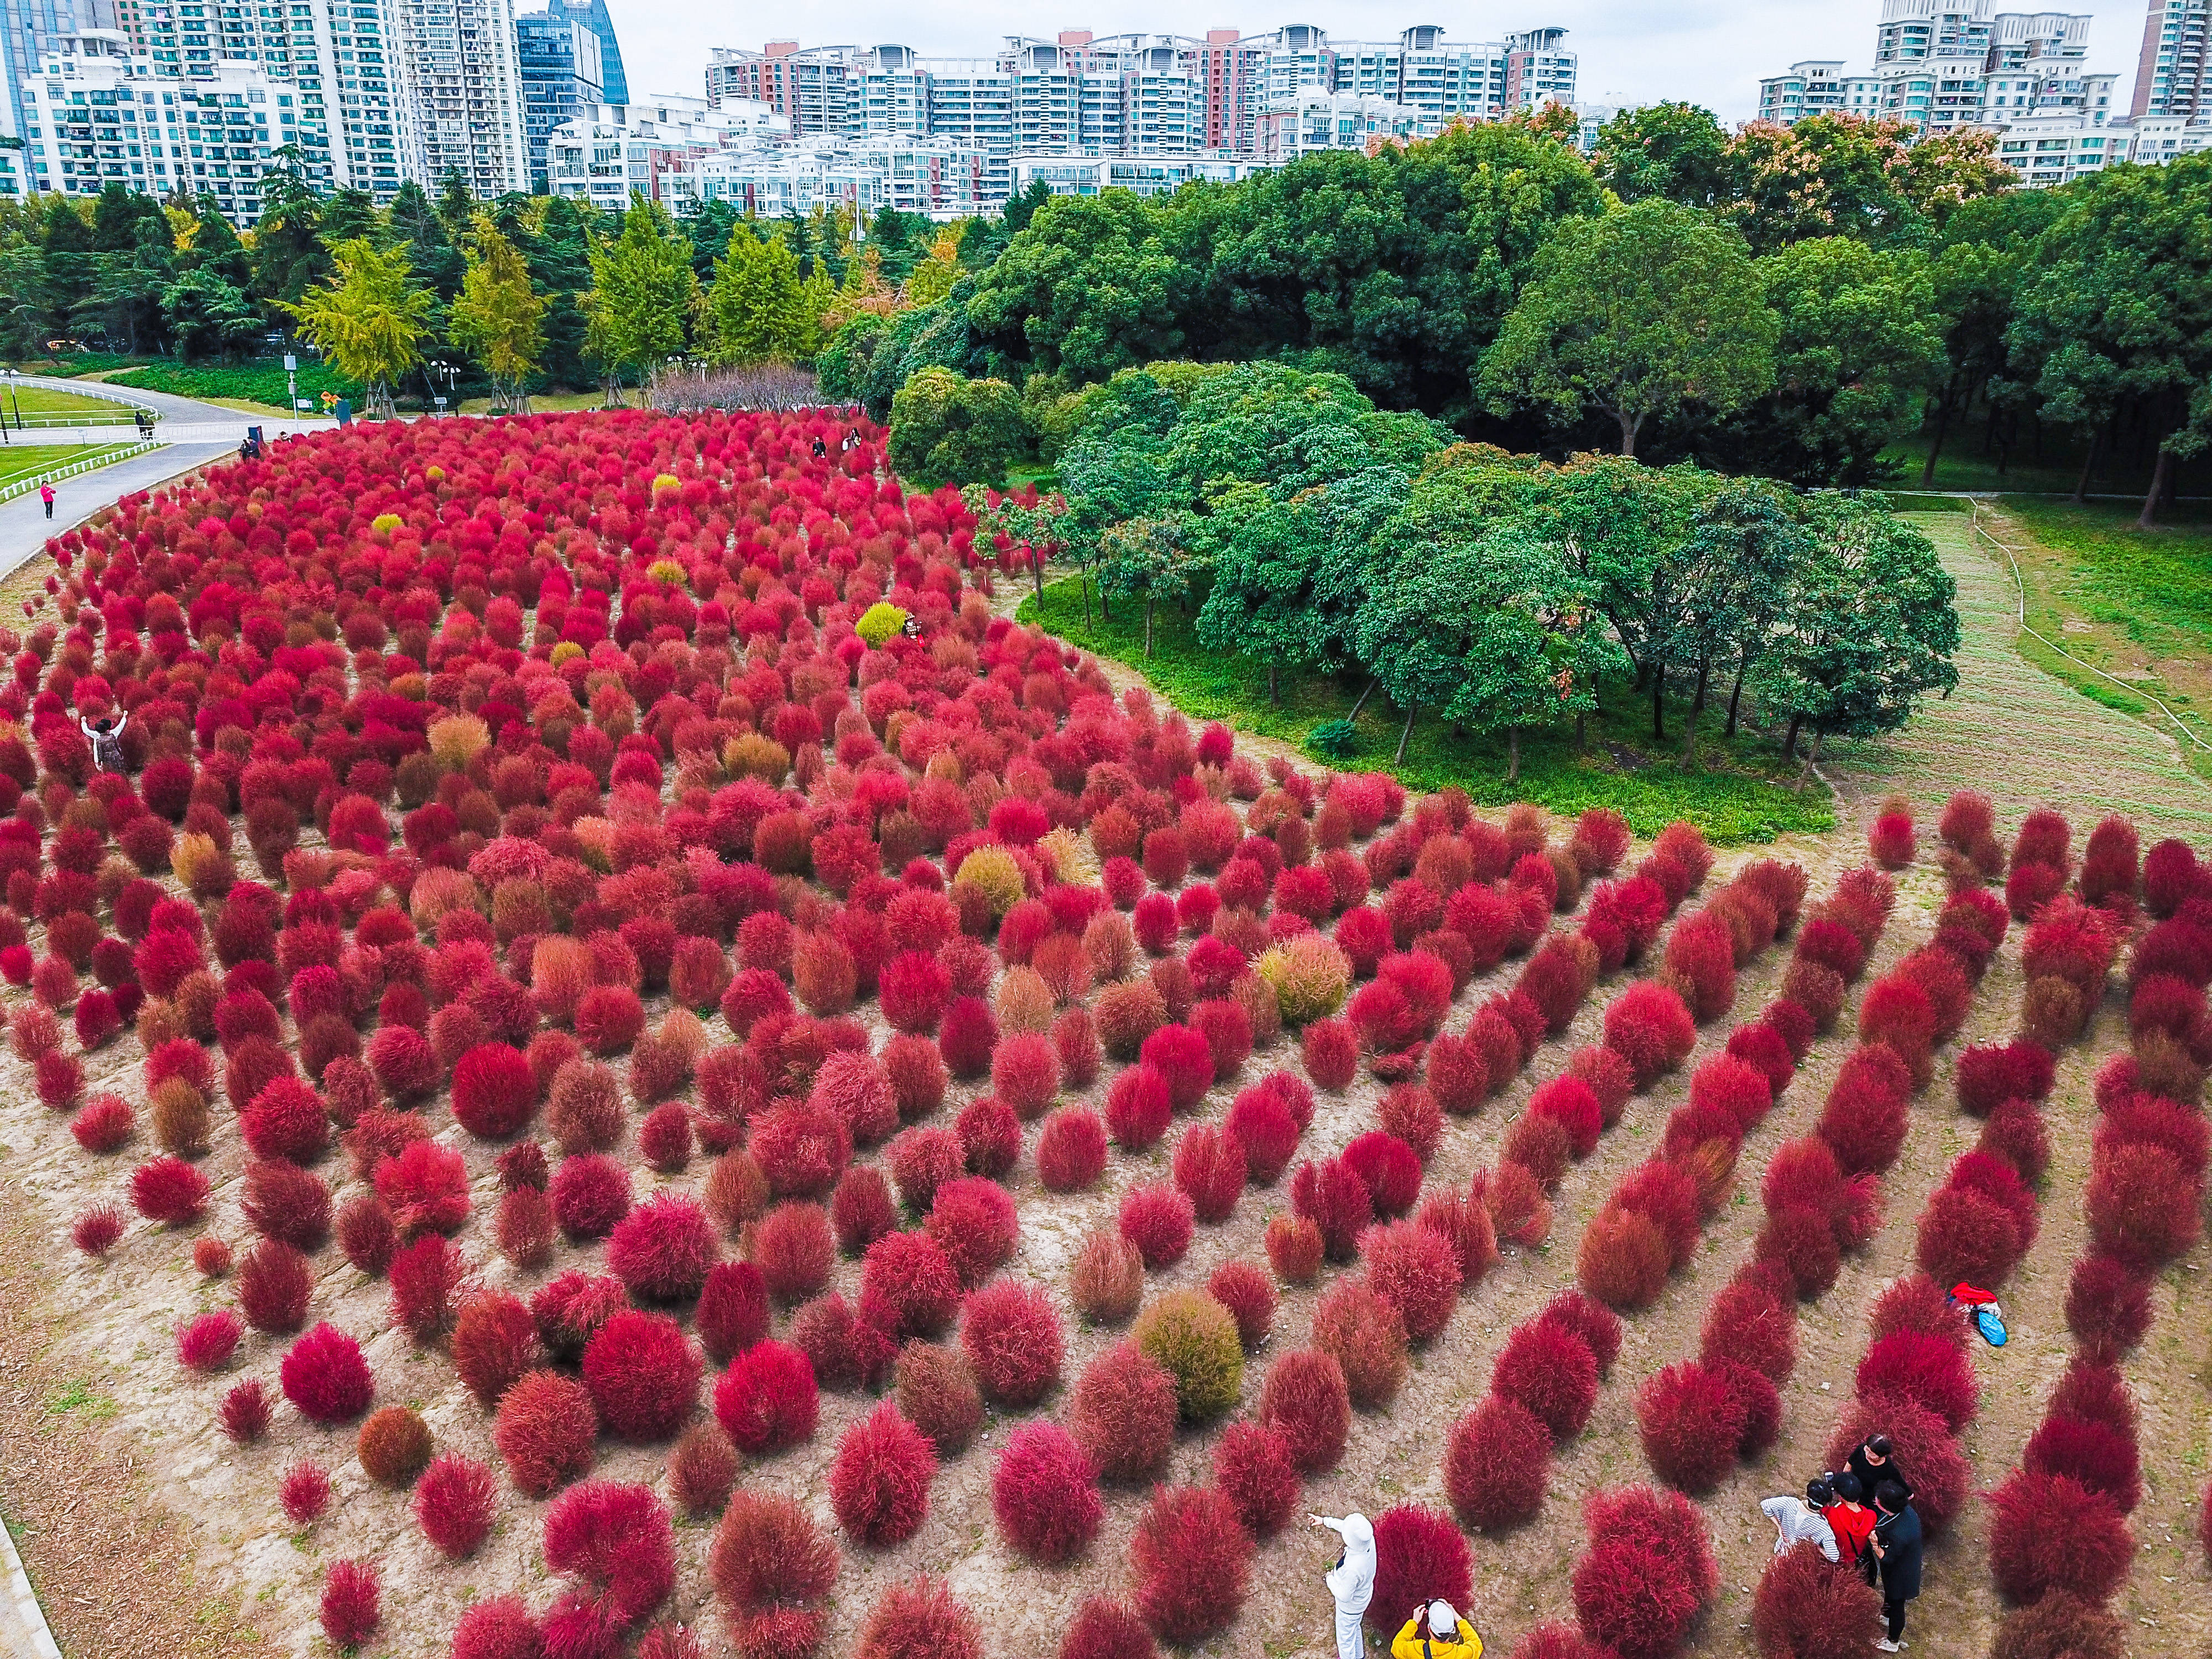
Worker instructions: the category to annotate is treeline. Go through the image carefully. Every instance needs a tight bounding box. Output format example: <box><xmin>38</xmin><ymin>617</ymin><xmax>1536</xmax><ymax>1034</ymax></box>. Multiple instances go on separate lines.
<box><xmin>0</xmin><ymin>160</ymin><xmax>1044</xmax><ymax>408</ymax></box>
<box><xmin>836</xmin><ymin>108</ymin><xmax>2212</xmax><ymax>521</ymax></box>
<box><xmin>12</xmin><ymin>111</ymin><xmax>2212</xmax><ymax>517</ymax></box>
<box><xmin>978</xmin><ymin>359</ymin><xmax>1960</xmax><ymax>770</ymax></box>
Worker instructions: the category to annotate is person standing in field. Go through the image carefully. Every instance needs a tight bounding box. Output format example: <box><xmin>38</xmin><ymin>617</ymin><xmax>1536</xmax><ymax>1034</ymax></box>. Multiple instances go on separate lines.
<box><xmin>1312</xmin><ymin>1512</ymin><xmax>1375</xmax><ymax>1659</ymax></box>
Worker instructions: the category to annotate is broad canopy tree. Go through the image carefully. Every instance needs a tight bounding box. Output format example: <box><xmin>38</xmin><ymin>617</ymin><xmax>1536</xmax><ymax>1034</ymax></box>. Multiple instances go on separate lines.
<box><xmin>1483</xmin><ymin>198</ymin><xmax>1777</xmax><ymax>457</ymax></box>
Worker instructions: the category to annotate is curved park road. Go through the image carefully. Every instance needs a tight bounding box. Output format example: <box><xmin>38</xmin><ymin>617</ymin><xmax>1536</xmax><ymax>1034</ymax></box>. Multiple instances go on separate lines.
<box><xmin>0</xmin><ymin>373</ymin><xmax>338</xmax><ymax>581</ymax></box>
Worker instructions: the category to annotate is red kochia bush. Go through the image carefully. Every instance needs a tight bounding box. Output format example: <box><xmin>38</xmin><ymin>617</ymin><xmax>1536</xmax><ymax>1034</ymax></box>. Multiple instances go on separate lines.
<box><xmin>1257</xmin><ymin>1347</ymin><xmax>1352</xmax><ymax>1474</ymax></box>
<box><xmin>1856</xmin><ymin>1330</ymin><xmax>1979</xmax><ymax>1431</ymax></box>
<box><xmin>1212</xmin><ymin>1419</ymin><xmax>1301</xmax><ymax>1540</ymax></box>
<box><xmin>494</xmin><ymin>1369</ymin><xmax>598</xmax><ymax>1496</ymax></box>
<box><xmin>1636</xmin><ymin>1361</ymin><xmax>1748</xmax><ymax>1493</ymax></box>
<box><xmin>1956</xmin><ymin>1040</ymin><xmax>2056</xmax><ymax>1116</ymax></box>
<box><xmin>854</xmin><ymin>1576</ymin><xmax>984</xmax><ymax>1659</ymax></box>
<box><xmin>320</xmin><ymin>1560</ymin><xmax>380</xmax><ymax>1650</ymax></box>
<box><xmin>962</xmin><ymin>1279</ymin><xmax>1063</xmax><ymax>1407</ymax></box>
<box><xmin>607</xmin><ymin>1194</ymin><xmax>719</xmax><ymax>1304</ymax></box>
<box><xmin>1068</xmin><ymin>1340</ymin><xmax>1179</xmax><ymax>1485</ymax></box>
<box><xmin>2085</xmin><ymin>1141</ymin><xmax>2200</xmax><ymax>1269</ymax></box>
<box><xmin>280</xmin><ymin>1322</ymin><xmax>374</xmax><ymax>1425</ymax></box>
<box><xmin>543</xmin><ymin>1480</ymin><xmax>676</xmax><ymax>1630</ymax></box>
<box><xmin>829</xmin><ymin>1402</ymin><xmax>936</xmax><ymax>1546</ymax></box>
<box><xmin>1603</xmin><ymin>983</ymin><xmax>1697</xmax><ymax>1088</ymax></box>
<box><xmin>451</xmin><ymin>1042</ymin><xmax>536</xmax><ymax>1139</ymax></box>
<box><xmin>1572</xmin><ymin>1538</ymin><xmax>1702</xmax><ymax>1659</ymax></box>
<box><xmin>708</xmin><ymin>1489</ymin><xmax>839</xmax><ymax>1637</ymax></box>
<box><xmin>453</xmin><ymin>1291</ymin><xmax>541</xmax><ymax>1407</ymax></box>
<box><xmin>1360</xmin><ymin>1505</ymin><xmax>1474</xmax><ymax>1640</ymax></box>
<box><xmin>1119</xmin><ymin>1181</ymin><xmax>1196</xmax><ymax>1270</ymax></box>
<box><xmin>992</xmin><ymin>1422</ymin><xmax>1102</xmax><ymax>1564</ymax></box>
<box><xmin>238</xmin><ymin>1239</ymin><xmax>314</xmax><ymax>1333</ymax></box>
<box><xmin>2066</xmin><ymin>1254</ymin><xmax>2152</xmax><ymax>1360</ymax></box>
<box><xmin>1987</xmin><ymin>1470</ymin><xmax>2135</xmax><ymax>1606</ymax></box>
<box><xmin>927</xmin><ymin>1175</ymin><xmax>1020</xmax><ymax>1286</ymax></box>
<box><xmin>1302</xmin><ymin>1016</ymin><xmax>1359</xmax><ymax>1089</ymax></box>
<box><xmin>177</xmin><ymin>1310</ymin><xmax>243</xmax><ymax>1373</ymax></box>
<box><xmin>1446</xmin><ymin>1394</ymin><xmax>1552</xmax><ymax>1532</ymax></box>
<box><xmin>2024</xmin><ymin>1412</ymin><xmax>2142</xmax><ymax>1513</ymax></box>
<box><xmin>131</xmin><ymin>1154</ymin><xmax>210</xmax><ymax>1225</ymax></box>
<box><xmin>581</xmin><ymin>1310</ymin><xmax>702</xmax><ymax>1443</ymax></box>
<box><xmin>831</xmin><ymin>1166</ymin><xmax>896</xmax><ymax>1254</ymax></box>
<box><xmin>415</xmin><ymin>1452</ymin><xmax>497</xmax><ymax>1560</ymax></box>
<box><xmin>1037</xmin><ymin>1107</ymin><xmax>1109</xmax><ymax>1192</ymax></box>
<box><xmin>1131</xmin><ymin>1485</ymin><xmax>1254</xmax><ymax>1645</ymax></box>
<box><xmin>1493</xmin><ymin>1319</ymin><xmax>1599</xmax><ymax>1442</ymax></box>
<box><xmin>714</xmin><ymin>1339</ymin><xmax>820</xmax><ymax>1454</ymax></box>
<box><xmin>1754</xmin><ymin>1540</ymin><xmax>1884</xmax><ymax>1658</ymax></box>
<box><xmin>751</xmin><ymin>1201</ymin><xmax>834</xmax><ymax>1304</ymax></box>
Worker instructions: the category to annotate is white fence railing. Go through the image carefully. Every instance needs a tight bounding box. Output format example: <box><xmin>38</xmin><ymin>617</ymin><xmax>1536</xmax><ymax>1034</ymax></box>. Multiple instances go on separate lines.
<box><xmin>0</xmin><ymin>438</ymin><xmax>158</xmax><ymax>508</ymax></box>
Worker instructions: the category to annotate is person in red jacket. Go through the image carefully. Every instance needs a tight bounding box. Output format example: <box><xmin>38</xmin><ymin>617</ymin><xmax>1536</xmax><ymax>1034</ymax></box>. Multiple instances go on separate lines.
<box><xmin>1822</xmin><ymin>1470</ymin><xmax>1878</xmax><ymax>1580</ymax></box>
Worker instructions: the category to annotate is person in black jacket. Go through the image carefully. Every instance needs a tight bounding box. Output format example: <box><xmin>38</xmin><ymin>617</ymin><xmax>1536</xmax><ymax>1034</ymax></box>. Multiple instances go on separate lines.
<box><xmin>1848</xmin><ymin>1434</ymin><xmax>1914</xmax><ymax>1508</ymax></box>
<box><xmin>1869</xmin><ymin>1481</ymin><xmax>1923</xmax><ymax>1651</ymax></box>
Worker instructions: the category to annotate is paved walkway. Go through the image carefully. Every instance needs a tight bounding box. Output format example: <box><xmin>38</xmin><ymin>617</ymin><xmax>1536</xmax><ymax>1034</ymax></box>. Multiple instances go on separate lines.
<box><xmin>0</xmin><ymin>442</ymin><xmax>231</xmax><ymax>580</ymax></box>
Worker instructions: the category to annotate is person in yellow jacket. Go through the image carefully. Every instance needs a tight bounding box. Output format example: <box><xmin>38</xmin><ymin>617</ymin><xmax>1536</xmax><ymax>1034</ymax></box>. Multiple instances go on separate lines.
<box><xmin>1391</xmin><ymin>1599</ymin><xmax>1482</xmax><ymax>1658</ymax></box>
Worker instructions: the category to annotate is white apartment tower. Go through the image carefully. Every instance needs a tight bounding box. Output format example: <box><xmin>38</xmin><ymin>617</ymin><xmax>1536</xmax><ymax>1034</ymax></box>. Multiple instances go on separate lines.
<box><xmin>385</xmin><ymin>0</ymin><xmax>529</xmax><ymax>196</ymax></box>
<box><xmin>1760</xmin><ymin>0</ymin><xmax>2111</xmax><ymax>134</ymax></box>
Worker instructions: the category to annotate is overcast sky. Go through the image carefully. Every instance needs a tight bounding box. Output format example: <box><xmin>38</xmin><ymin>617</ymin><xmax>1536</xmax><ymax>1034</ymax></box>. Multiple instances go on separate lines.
<box><xmin>612</xmin><ymin>0</ymin><xmax>2140</xmax><ymax>124</ymax></box>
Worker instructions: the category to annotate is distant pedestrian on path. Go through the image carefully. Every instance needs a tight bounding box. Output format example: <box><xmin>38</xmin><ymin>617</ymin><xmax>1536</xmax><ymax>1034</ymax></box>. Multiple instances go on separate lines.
<box><xmin>39</xmin><ymin>481</ymin><xmax>53</xmax><ymax>519</ymax></box>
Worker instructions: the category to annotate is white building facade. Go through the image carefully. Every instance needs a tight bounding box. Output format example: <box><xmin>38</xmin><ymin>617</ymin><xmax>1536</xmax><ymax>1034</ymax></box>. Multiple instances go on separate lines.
<box><xmin>384</xmin><ymin>0</ymin><xmax>529</xmax><ymax>197</ymax></box>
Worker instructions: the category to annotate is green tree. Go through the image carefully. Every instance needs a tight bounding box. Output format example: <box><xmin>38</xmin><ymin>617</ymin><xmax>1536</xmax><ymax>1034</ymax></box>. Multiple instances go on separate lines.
<box><xmin>703</xmin><ymin>223</ymin><xmax>812</xmax><ymax>364</ymax></box>
<box><xmin>1719</xmin><ymin>114</ymin><xmax>1917</xmax><ymax>253</ymax></box>
<box><xmin>250</xmin><ymin>157</ymin><xmax>331</xmax><ymax>312</ymax></box>
<box><xmin>450</xmin><ymin>213</ymin><xmax>546</xmax><ymax>412</ymax></box>
<box><xmin>1098</xmin><ymin>514</ymin><xmax>1200</xmax><ymax>659</ymax></box>
<box><xmin>886</xmin><ymin>366</ymin><xmax>1029</xmax><ymax>489</ymax></box>
<box><xmin>1901</xmin><ymin>127</ymin><xmax>2016</xmax><ymax>231</ymax></box>
<box><xmin>282</xmin><ymin>238</ymin><xmax>436</xmax><ymax>417</ymax></box>
<box><xmin>161</xmin><ymin>267</ymin><xmax>264</xmax><ymax>361</ymax></box>
<box><xmin>390</xmin><ymin>180</ymin><xmax>466</xmax><ymax>303</ymax></box>
<box><xmin>182</xmin><ymin>201</ymin><xmax>252</xmax><ymax>291</ymax></box>
<box><xmin>77</xmin><ymin>214</ymin><xmax>173</xmax><ymax>354</ymax></box>
<box><xmin>1665</xmin><ymin>482</ymin><xmax>1812</xmax><ymax>764</ymax></box>
<box><xmin>0</xmin><ymin>242</ymin><xmax>48</xmax><ymax>360</ymax></box>
<box><xmin>1919</xmin><ymin>189</ymin><xmax>2063</xmax><ymax>487</ymax></box>
<box><xmin>2008</xmin><ymin>155</ymin><xmax>2212</xmax><ymax>525</ymax></box>
<box><xmin>1749</xmin><ymin>495</ymin><xmax>1960</xmax><ymax>775</ymax></box>
<box><xmin>1483</xmin><ymin>199</ymin><xmax>1777</xmax><ymax>457</ymax></box>
<box><xmin>1714</xmin><ymin>237</ymin><xmax>1943</xmax><ymax>485</ymax></box>
<box><xmin>581</xmin><ymin>192</ymin><xmax>696</xmax><ymax>403</ymax></box>
<box><xmin>1594</xmin><ymin>102</ymin><xmax>1731</xmax><ymax>206</ymax></box>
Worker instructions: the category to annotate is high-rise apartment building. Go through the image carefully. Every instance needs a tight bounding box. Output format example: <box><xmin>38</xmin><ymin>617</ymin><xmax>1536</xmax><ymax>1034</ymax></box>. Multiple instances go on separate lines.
<box><xmin>702</xmin><ymin>22</ymin><xmax>1574</xmax><ymax>171</ymax></box>
<box><xmin>1760</xmin><ymin>0</ymin><xmax>2110</xmax><ymax>134</ymax></box>
<box><xmin>539</xmin><ymin>0</ymin><xmax>622</xmax><ymax>101</ymax></box>
<box><xmin>9</xmin><ymin>25</ymin><xmax>302</xmax><ymax>221</ymax></box>
<box><xmin>385</xmin><ymin>0</ymin><xmax>529</xmax><ymax>196</ymax></box>
<box><xmin>517</xmin><ymin>6</ymin><xmax>598</xmax><ymax>188</ymax></box>
<box><xmin>2131</xmin><ymin>0</ymin><xmax>2207</xmax><ymax>114</ymax></box>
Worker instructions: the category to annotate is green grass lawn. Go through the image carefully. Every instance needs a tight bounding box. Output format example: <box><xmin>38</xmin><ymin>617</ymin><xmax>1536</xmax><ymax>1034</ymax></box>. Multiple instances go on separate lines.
<box><xmin>1827</xmin><ymin>511</ymin><xmax>2212</xmax><ymax>831</ymax></box>
<box><xmin>1980</xmin><ymin>498</ymin><xmax>2212</xmax><ymax>780</ymax></box>
<box><xmin>1015</xmin><ymin>577</ymin><xmax>1834</xmax><ymax>845</ymax></box>
<box><xmin>0</xmin><ymin>443</ymin><xmax>129</xmax><ymax>493</ymax></box>
<box><xmin>0</xmin><ymin>385</ymin><xmax>143</xmax><ymax>422</ymax></box>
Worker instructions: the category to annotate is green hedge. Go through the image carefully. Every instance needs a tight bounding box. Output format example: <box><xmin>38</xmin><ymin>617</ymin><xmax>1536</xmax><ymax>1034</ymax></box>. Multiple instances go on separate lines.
<box><xmin>104</xmin><ymin>359</ymin><xmax>357</xmax><ymax>410</ymax></box>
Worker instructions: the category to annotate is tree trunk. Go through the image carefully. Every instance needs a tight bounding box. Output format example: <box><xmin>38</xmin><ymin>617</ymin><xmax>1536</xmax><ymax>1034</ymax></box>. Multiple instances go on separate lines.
<box><xmin>1031</xmin><ymin>544</ymin><xmax>1046</xmax><ymax>608</ymax></box>
<box><xmin>1921</xmin><ymin>388</ymin><xmax>1954</xmax><ymax>488</ymax></box>
<box><xmin>1506</xmin><ymin>728</ymin><xmax>1521</xmax><ymax>781</ymax></box>
<box><xmin>1783</xmin><ymin>712</ymin><xmax>1802</xmax><ymax>758</ymax></box>
<box><xmin>1693</xmin><ymin>659</ymin><xmax>1710</xmax><ymax>713</ymax></box>
<box><xmin>1793</xmin><ymin>727</ymin><xmax>1824</xmax><ymax>792</ymax></box>
<box><xmin>1651</xmin><ymin>665</ymin><xmax>1665</xmax><ymax>740</ymax></box>
<box><xmin>1144</xmin><ymin>598</ymin><xmax>1155</xmax><ymax>658</ymax></box>
<box><xmin>1267</xmin><ymin>662</ymin><xmax>1279</xmax><ymax>708</ymax></box>
<box><xmin>1349</xmin><ymin>678</ymin><xmax>1379</xmax><ymax>722</ymax></box>
<box><xmin>1681</xmin><ymin>698</ymin><xmax>1699</xmax><ymax>771</ymax></box>
<box><xmin>2141</xmin><ymin>448</ymin><xmax>2174</xmax><ymax>529</ymax></box>
<box><xmin>1618</xmin><ymin>411</ymin><xmax>1639</xmax><ymax>459</ymax></box>
<box><xmin>1394</xmin><ymin>705</ymin><xmax>1416</xmax><ymax>765</ymax></box>
<box><xmin>2073</xmin><ymin>427</ymin><xmax>2101</xmax><ymax>504</ymax></box>
<box><xmin>1079</xmin><ymin>566</ymin><xmax>1093</xmax><ymax>628</ymax></box>
<box><xmin>1724</xmin><ymin>663</ymin><xmax>1747</xmax><ymax>738</ymax></box>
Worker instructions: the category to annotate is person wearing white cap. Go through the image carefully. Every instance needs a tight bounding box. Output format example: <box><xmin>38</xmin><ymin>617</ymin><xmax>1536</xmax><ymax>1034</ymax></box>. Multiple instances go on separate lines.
<box><xmin>1310</xmin><ymin>1513</ymin><xmax>1376</xmax><ymax>1659</ymax></box>
<box><xmin>1389</xmin><ymin>1599</ymin><xmax>1483</xmax><ymax>1658</ymax></box>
